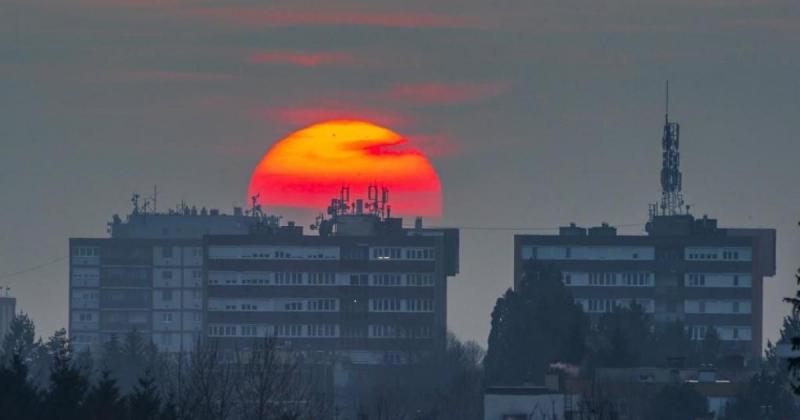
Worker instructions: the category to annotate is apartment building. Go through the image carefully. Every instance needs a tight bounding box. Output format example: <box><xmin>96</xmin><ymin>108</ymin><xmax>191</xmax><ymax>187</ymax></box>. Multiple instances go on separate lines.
<box><xmin>203</xmin><ymin>211</ymin><xmax>459</xmax><ymax>365</ymax></box>
<box><xmin>514</xmin><ymin>215</ymin><xmax>775</xmax><ymax>359</ymax></box>
<box><xmin>69</xmin><ymin>204</ymin><xmax>255</xmax><ymax>352</ymax></box>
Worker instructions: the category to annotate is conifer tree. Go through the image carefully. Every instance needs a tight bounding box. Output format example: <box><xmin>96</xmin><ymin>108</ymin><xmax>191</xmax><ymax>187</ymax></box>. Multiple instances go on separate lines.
<box><xmin>85</xmin><ymin>370</ymin><xmax>125</xmax><ymax>420</ymax></box>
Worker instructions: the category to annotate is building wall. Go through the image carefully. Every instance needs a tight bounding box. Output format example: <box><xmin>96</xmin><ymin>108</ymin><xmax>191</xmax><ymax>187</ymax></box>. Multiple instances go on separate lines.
<box><xmin>203</xmin><ymin>233</ymin><xmax>456</xmax><ymax>365</ymax></box>
<box><xmin>69</xmin><ymin>238</ymin><xmax>205</xmax><ymax>353</ymax></box>
<box><xmin>514</xmin><ymin>225</ymin><xmax>775</xmax><ymax>360</ymax></box>
<box><xmin>0</xmin><ymin>296</ymin><xmax>16</xmax><ymax>341</ymax></box>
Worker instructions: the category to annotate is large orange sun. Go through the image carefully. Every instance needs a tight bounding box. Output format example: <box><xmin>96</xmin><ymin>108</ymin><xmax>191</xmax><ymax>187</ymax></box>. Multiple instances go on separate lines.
<box><xmin>248</xmin><ymin>120</ymin><xmax>442</xmax><ymax>217</ymax></box>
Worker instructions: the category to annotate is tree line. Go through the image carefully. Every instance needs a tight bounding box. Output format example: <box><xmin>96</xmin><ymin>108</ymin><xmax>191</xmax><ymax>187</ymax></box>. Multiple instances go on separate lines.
<box><xmin>484</xmin><ymin>261</ymin><xmax>800</xmax><ymax>419</ymax></box>
<box><xmin>0</xmin><ymin>314</ymin><xmax>485</xmax><ymax>420</ymax></box>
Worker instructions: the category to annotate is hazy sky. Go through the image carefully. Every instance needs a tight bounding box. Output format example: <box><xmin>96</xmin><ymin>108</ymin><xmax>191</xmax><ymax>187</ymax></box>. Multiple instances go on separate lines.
<box><xmin>1</xmin><ymin>0</ymin><xmax>798</xmax><ymax>349</ymax></box>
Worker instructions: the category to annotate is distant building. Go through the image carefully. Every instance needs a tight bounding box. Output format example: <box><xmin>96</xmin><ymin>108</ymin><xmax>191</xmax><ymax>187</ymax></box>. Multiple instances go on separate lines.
<box><xmin>514</xmin><ymin>92</ymin><xmax>776</xmax><ymax>361</ymax></box>
<box><xmin>0</xmin><ymin>292</ymin><xmax>16</xmax><ymax>341</ymax></box>
<box><xmin>69</xmin><ymin>202</ymin><xmax>257</xmax><ymax>352</ymax></box>
<box><xmin>515</xmin><ymin>217</ymin><xmax>775</xmax><ymax>360</ymax></box>
<box><xmin>484</xmin><ymin>380</ymin><xmax>574</xmax><ymax>420</ymax></box>
<box><xmin>203</xmin><ymin>189</ymin><xmax>460</xmax><ymax>365</ymax></box>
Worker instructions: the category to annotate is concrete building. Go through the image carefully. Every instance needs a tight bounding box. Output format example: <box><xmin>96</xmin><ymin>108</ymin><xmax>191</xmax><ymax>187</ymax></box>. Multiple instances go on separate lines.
<box><xmin>203</xmin><ymin>205</ymin><xmax>459</xmax><ymax>365</ymax></box>
<box><xmin>69</xmin><ymin>202</ymin><xmax>257</xmax><ymax>352</ymax></box>
<box><xmin>514</xmin><ymin>217</ymin><xmax>775</xmax><ymax>360</ymax></box>
<box><xmin>0</xmin><ymin>292</ymin><xmax>16</xmax><ymax>341</ymax></box>
<box><xmin>514</xmin><ymin>98</ymin><xmax>776</xmax><ymax>360</ymax></box>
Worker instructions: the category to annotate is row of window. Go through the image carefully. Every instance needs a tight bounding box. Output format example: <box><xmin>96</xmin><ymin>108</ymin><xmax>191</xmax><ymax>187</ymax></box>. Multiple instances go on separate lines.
<box><xmin>523</xmin><ymin>246</ymin><xmax>752</xmax><ymax>262</ymax></box>
<box><xmin>73</xmin><ymin>247</ymin><xmax>100</xmax><ymax>257</ymax></box>
<box><xmin>685</xmin><ymin>247</ymin><xmax>751</xmax><ymax>261</ymax></box>
<box><xmin>576</xmin><ymin>299</ymin><xmax>655</xmax><ymax>314</ymax></box>
<box><xmin>209</xmin><ymin>298</ymin><xmax>339</xmax><ymax>312</ymax></box>
<box><xmin>208</xmin><ymin>324</ymin><xmax>339</xmax><ymax>338</ymax></box>
<box><xmin>688</xmin><ymin>325</ymin><xmax>752</xmax><ymax>341</ymax></box>
<box><xmin>563</xmin><ymin>272</ymin><xmax>653</xmax><ymax>287</ymax></box>
<box><xmin>371</xmin><ymin>247</ymin><xmax>435</xmax><ymax>261</ymax></box>
<box><xmin>208</xmin><ymin>246</ymin><xmax>340</xmax><ymax>261</ymax></box>
<box><xmin>685</xmin><ymin>300</ymin><xmax>751</xmax><ymax>314</ymax></box>
<box><xmin>369</xmin><ymin>325</ymin><xmax>433</xmax><ymax>339</ymax></box>
<box><xmin>370</xmin><ymin>299</ymin><xmax>434</xmax><ymax>312</ymax></box>
<box><xmin>208</xmin><ymin>271</ymin><xmax>435</xmax><ymax>288</ymax></box>
<box><xmin>685</xmin><ymin>273</ymin><xmax>751</xmax><ymax>288</ymax></box>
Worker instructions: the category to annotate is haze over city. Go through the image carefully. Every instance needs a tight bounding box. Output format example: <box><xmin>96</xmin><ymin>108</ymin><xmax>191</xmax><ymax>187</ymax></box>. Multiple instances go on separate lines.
<box><xmin>1</xmin><ymin>1</ymin><xmax>799</xmax><ymax>419</ymax></box>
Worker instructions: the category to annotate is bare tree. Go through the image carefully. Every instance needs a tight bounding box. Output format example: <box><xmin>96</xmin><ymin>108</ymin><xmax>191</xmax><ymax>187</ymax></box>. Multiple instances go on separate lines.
<box><xmin>234</xmin><ymin>338</ymin><xmax>331</xmax><ymax>420</ymax></box>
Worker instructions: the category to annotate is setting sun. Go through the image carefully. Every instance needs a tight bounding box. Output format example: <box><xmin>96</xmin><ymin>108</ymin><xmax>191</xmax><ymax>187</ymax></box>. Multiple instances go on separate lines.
<box><xmin>248</xmin><ymin>120</ymin><xmax>442</xmax><ymax>217</ymax></box>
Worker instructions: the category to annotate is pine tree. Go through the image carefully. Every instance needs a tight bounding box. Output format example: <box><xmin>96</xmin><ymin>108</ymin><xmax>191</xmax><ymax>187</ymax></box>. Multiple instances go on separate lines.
<box><xmin>85</xmin><ymin>370</ymin><xmax>125</xmax><ymax>420</ymax></box>
<box><xmin>44</xmin><ymin>331</ymin><xmax>89</xmax><ymax>420</ymax></box>
<box><xmin>128</xmin><ymin>369</ymin><xmax>162</xmax><ymax>420</ymax></box>
<box><xmin>0</xmin><ymin>313</ymin><xmax>37</xmax><ymax>362</ymax></box>
<box><xmin>700</xmin><ymin>326</ymin><xmax>721</xmax><ymax>365</ymax></box>
<box><xmin>722</xmin><ymin>371</ymin><xmax>799</xmax><ymax>419</ymax></box>
<box><xmin>0</xmin><ymin>352</ymin><xmax>40</xmax><ymax>419</ymax></box>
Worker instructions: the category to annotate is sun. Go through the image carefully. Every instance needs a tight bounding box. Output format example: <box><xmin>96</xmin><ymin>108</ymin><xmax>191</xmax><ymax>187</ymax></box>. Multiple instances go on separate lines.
<box><xmin>248</xmin><ymin>120</ymin><xmax>442</xmax><ymax>218</ymax></box>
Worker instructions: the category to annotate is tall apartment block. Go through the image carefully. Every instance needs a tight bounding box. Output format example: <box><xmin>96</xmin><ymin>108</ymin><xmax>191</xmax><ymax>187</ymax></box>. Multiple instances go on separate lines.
<box><xmin>515</xmin><ymin>217</ymin><xmax>775</xmax><ymax>359</ymax></box>
<box><xmin>204</xmin><ymin>188</ymin><xmax>459</xmax><ymax>365</ymax></box>
<box><xmin>69</xmin><ymin>202</ymin><xmax>256</xmax><ymax>353</ymax></box>
<box><xmin>514</xmin><ymin>90</ymin><xmax>776</xmax><ymax>360</ymax></box>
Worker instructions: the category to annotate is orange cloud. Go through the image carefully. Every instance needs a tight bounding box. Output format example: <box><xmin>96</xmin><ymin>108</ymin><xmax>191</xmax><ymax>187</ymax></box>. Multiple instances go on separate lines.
<box><xmin>386</xmin><ymin>81</ymin><xmax>511</xmax><ymax>105</ymax></box>
<box><xmin>248</xmin><ymin>51</ymin><xmax>356</xmax><ymax>67</ymax></box>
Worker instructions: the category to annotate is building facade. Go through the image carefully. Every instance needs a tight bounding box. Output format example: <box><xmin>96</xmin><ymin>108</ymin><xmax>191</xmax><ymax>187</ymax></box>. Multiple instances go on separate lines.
<box><xmin>69</xmin><ymin>206</ymin><xmax>255</xmax><ymax>352</ymax></box>
<box><xmin>0</xmin><ymin>294</ymin><xmax>17</xmax><ymax>341</ymax></box>
<box><xmin>203</xmin><ymin>213</ymin><xmax>459</xmax><ymax>365</ymax></box>
<box><xmin>514</xmin><ymin>215</ymin><xmax>776</xmax><ymax>359</ymax></box>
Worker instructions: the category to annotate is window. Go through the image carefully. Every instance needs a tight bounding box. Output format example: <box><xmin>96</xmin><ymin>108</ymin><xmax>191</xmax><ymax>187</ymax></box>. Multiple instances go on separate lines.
<box><xmin>162</xmin><ymin>313</ymin><xmax>173</xmax><ymax>322</ymax></box>
<box><xmin>162</xmin><ymin>270</ymin><xmax>173</xmax><ymax>280</ymax></box>
<box><xmin>733</xmin><ymin>328</ymin><xmax>739</xmax><ymax>339</ymax></box>
<box><xmin>699</xmin><ymin>301</ymin><xmax>706</xmax><ymax>313</ymax></box>
<box><xmin>192</xmin><ymin>270</ymin><xmax>201</xmax><ymax>279</ymax></box>
<box><xmin>162</xmin><ymin>247</ymin><xmax>173</xmax><ymax>258</ymax></box>
<box><xmin>732</xmin><ymin>301</ymin><xmax>740</xmax><ymax>313</ymax></box>
<box><xmin>563</xmin><ymin>274</ymin><xmax>571</xmax><ymax>285</ymax></box>
<box><xmin>733</xmin><ymin>275</ymin><xmax>739</xmax><ymax>286</ymax></box>
<box><xmin>78</xmin><ymin>313</ymin><xmax>93</xmax><ymax>322</ymax></box>
<box><xmin>163</xmin><ymin>290</ymin><xmax>173</xmax><ymax>301</ymax></box>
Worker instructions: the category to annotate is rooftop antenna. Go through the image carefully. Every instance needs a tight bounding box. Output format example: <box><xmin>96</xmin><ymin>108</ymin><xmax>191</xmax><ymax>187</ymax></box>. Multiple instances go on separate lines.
<box><xmin>131</xmin><ymin>193</ymin><xmax>140</xmax><ymax>214</ymax></box>
<box><xmin>658</xmin><ymin>80</ymin><xmax>685</xmax><ymax>216</ymax></box>
<box><xmin>152</xmin><ymin>185</ymin><xmax>158</xmax><ymax>214</ymax></box>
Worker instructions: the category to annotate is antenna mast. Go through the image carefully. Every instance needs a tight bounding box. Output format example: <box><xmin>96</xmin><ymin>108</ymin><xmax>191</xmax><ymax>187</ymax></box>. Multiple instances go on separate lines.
<box><xmin>658</xmin><ymin>80</ymin><xmax>684</xmax><ymax>216</ymax></box>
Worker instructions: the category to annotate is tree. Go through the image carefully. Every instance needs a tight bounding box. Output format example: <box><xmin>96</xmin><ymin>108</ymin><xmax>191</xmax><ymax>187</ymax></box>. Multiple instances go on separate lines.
<box><xmin>128</xmin><ymin>369</ymin><xmax>162</xmax><ymax>420</ymax></box>
<box><xmin>699</xmin><ymin>326</ymin><xmax>722</xmax><ymax>366</ymax></box>
<box><xmin>0</xmin><ymin>352</ymin><xmax>40</xmax><ymax>419</ymax></box>
<box><xmin>0</xmin><ymin>313</ymin><xmax>37</xmax><ymax>362</ymax></box>
<box><xmin>84</xmin><ymin>370</ymin><xmax>125</xmax><ymax>420</ymax></box>
<box><xmin>722</xmin><ymin>371</ymin><xmax>798</xmax><ymax>419</ymax></box>
<box><xmin>649</xmin><ymin>320</ymin><xmax>695</xmax><ymax>366</ymax></box>
<box><xmin>645</xmin><ymin>383</ymin><xmax>709</xmax><ymax>420</ymax></box>
<box><xmin>591</xmin><ymin>303</ymin><xmax>652</xmax><ymax>368</ymax></box>
<box><xmin>484</xmin><ymin>262</ymin><xmax>588</xmax><ymax>385</ymax></box>
<box><xmin>784</xmin><ymin>264</ymin><xmax>800</xmax><ymax>392</ymax></box>
<box><xmin>43</xmin><ymin>330</ymin><xmax>89</xmax><ymax>420</ymax></box>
